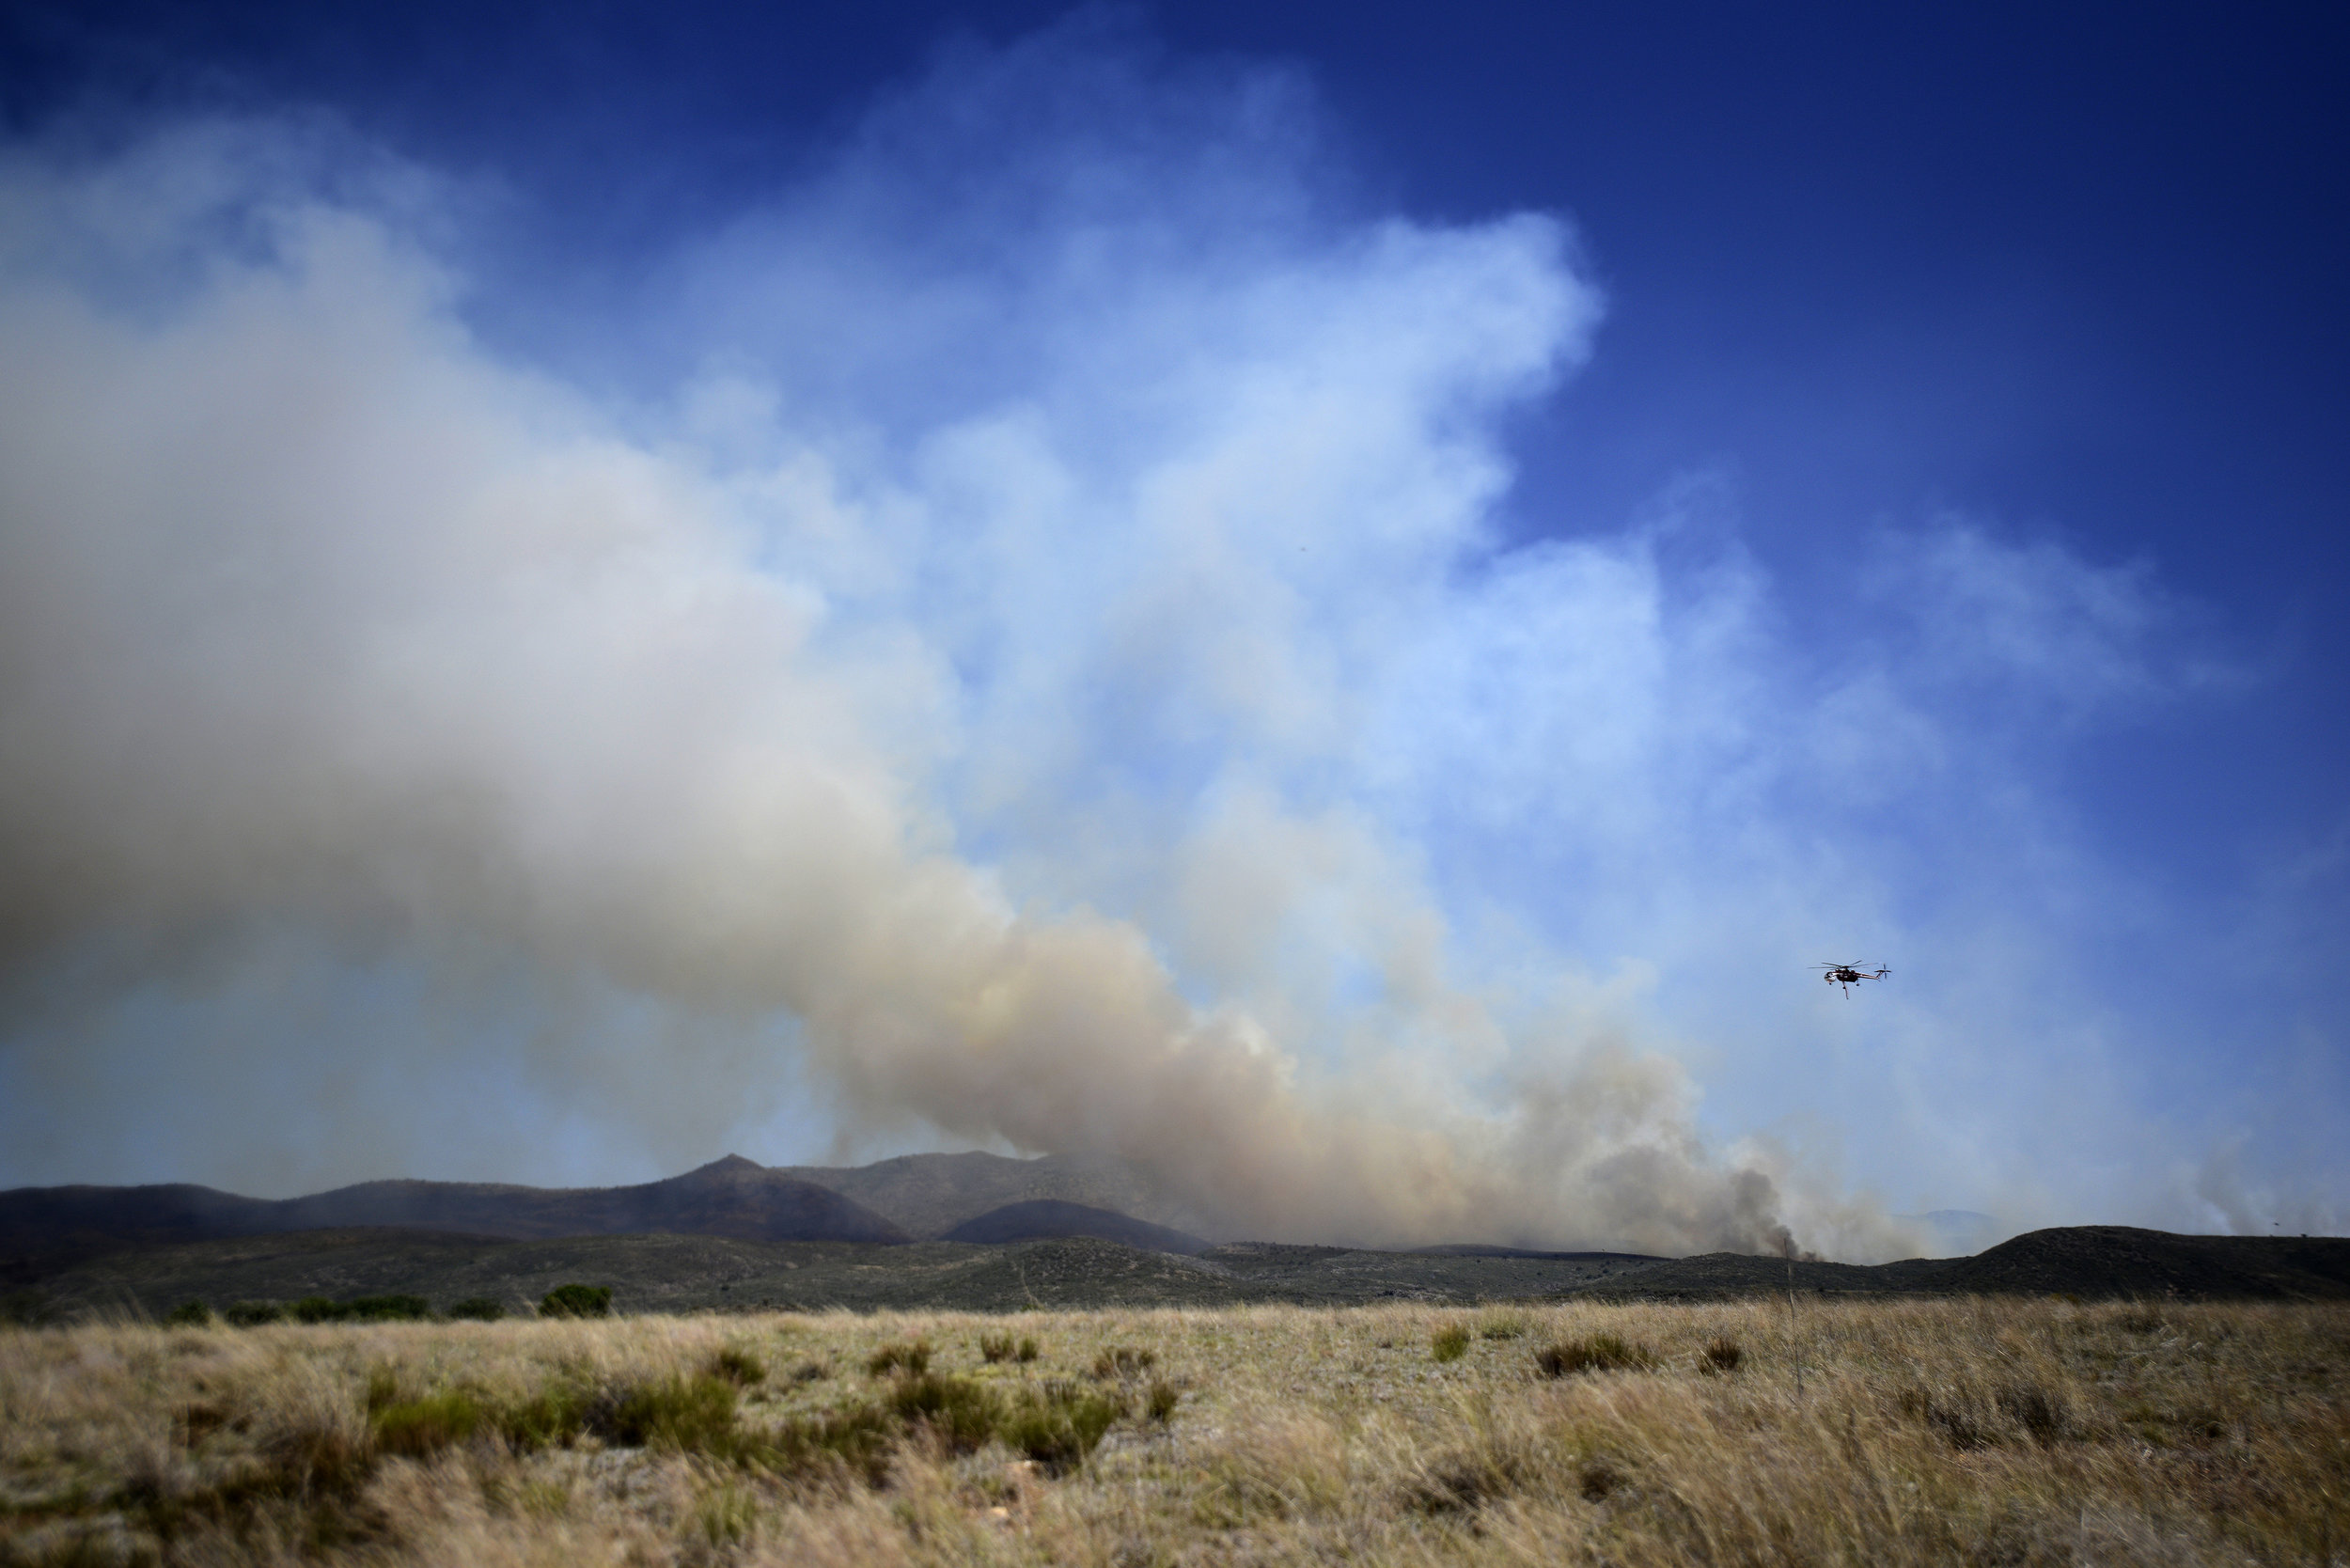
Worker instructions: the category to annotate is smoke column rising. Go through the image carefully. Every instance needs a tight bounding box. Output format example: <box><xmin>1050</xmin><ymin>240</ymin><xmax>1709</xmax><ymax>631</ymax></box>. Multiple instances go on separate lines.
<box><xmin>4</xmin><ymin>29</ymin><xmax>2313</xmax><ymax>1255</ymax></box>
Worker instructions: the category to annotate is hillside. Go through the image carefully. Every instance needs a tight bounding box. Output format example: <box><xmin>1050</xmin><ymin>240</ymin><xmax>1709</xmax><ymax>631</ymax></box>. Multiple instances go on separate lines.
<box><xmin>0</xmin><ymin>1155</ymin><xmax>904</xmax><ymax>1282</ymax></box>
<box><xmin>776</xmin><ymin>1152</ymin><xmax>1217</xmax><ymax>1239</ymax></box>
<box><xmin>938</xmin><ymin>1200</ymin><xmax>1210</xmax><ymax>1255</ymax></box>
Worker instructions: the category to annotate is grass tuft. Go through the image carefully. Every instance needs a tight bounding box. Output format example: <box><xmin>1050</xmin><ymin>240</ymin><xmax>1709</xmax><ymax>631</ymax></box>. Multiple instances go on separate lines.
<box><xmin>1000</xmin><ymin>1381</ymin><xmax>1125</xmax><ymax>1472</ymax></box>
<box><xmin>885</xmin><ymin>1372</ymin><xmax>1000</xmax><ymax>1453</ymax></box>
<box><xmin>1700</xmin><ymin>1336</ymin><xmax>1744</xmax><ymax>1373</ymax></box>
<box><xmin>372</xmin><ymin>1389</ymin><xmax>491</xmax><ymax>1458</ymax></box>
<box><xmin>1092</xmin><ymin>1344</ymin><xmax>1155</xmax><ymax>1380</ymax></box>
<box><xmin>1534</xmin><ymin>1332</ymin><xmax>1653</xmax><ymax>1377</ymax></box>
<box><xmin>1431</xmin><ymin>1323</ymin><xmax>1471</xmax><ymax>1362</ymax></box>
<box><xmin>594</xmin><ymin>1373</ymin><xmax>740</xmax><ymax>1453</ymax></box>
<box><xmin>866</xmin><ymin>1339</ymin><xmax>932</xmax><ymax>1376</ymax></box>
<box><xmin>979</xmin><ymin>1331</ymin><xmax>1016</xmax><ymax>1363</ymax></box>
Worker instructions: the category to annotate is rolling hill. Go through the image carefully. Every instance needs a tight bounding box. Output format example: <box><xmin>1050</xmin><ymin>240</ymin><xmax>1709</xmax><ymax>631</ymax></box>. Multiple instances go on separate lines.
<box><xmin>0</xmin><ymin>1155</ymin><xmax>904</xmax><ymax>1284</ymax></box>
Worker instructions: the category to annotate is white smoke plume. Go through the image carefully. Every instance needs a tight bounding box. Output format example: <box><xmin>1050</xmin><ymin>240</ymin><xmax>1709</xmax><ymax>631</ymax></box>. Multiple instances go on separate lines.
<box><xmin>4</xmin><ymin>30</ymin><xmax>2302</xmax><ymax>1256</ymax></box>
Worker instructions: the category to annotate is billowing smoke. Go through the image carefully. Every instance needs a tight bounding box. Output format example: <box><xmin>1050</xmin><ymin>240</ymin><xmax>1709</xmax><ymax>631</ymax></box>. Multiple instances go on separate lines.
<box><xmin>4</xmin><ymin>32</ymin><xmax>2301</xmax><ymax>1257</ymax></box>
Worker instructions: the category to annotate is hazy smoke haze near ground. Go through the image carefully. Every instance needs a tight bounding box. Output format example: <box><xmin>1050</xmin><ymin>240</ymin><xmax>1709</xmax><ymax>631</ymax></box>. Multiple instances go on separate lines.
<box><xmin>0</xmin><ymin>24</ymin><xmax>2339</xmax><ymax>1257</ymax></box>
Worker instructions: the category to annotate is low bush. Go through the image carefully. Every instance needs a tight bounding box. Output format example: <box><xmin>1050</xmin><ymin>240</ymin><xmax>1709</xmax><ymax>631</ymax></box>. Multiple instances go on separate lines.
<box><xmin>287</xmin><ymin>1294</ymin><xmax>432</xmax><ymax>1325</ymax></box>
<box><xmin>1535</xmin><ymin>1333</ymin><xmax>1653</xmax><ymax>1377</ymax></box>
<box><xmin>1001</xmin><ymin>1381</ymin><xmax>1124</xmax><ymax>1472</ymax></box>
<box><xmin>223</xmin><ymin>1301</ymin><xmax>286</xmax><ymax>1326</ymax></box>
<box><xmin>498</xmin><ymin>1383</ymin><xmax>591</xmax><ymax>1449</ymax></box>
<box><xmin>166</xmin><ymin>1300</ymin><xmax>212</xmax><ymax>1326</ymax></box>
<box><xmin>588</xmin><ymin>1372</ymin><xmax>733</xmax><ymax>1457</ymax></box>
<box><xmin>705</xmin><ymin>1346</ymin><xmax>766</xmax><ymax>1388</ymax></box>
<box><xmin>373</xmin><ymin>1389</ymin><xmax>492</xmax><ymax>1458</ymax></box>
<box><xmin>762</xmin><ymin>1403</ymin><xmax>898</xmax><ymax>1486</ymax></box>
<box><xmin>540</xmin><ymin>1283</ymin><xmax>613</xmax><ymax>1319</ymax></box>
<box><xmin>1407</xmin><ymin>1443</ymin><xmax>1533</xmax><ymax>1515</ymax></box>
<box><xmin>595</xmin><ymin>1374</ymin><xmax>740</xmax><ymax>1454</ymax></box>
<box><xmin>1432</xmin><ymin>1324</ymin><xmax>1471</xmax><ymax>1362</ymax></box>
<box><xmin>867</xmin><ymin>1339</ymin><xmax>932</xmax><ymax>1376</ymax></box>
<box><xmin>347</xmin><ymin>1294</ymin><xmax>432</xmax><ymax>1322</ymax></box>
<box><xmin>445</xmin><ymin>1296</ymin><xmax>507</xmax><ymax>1322</ymax></box>
<box><xmin>1016</xmin><ymin>1335</ymin><xmax>1041</xmax><ymax>1363</ymax></box>
<box><xmin>979</xmin><ymin>1332</ymin><xmax>1016</xmax><ymax>1363</ymax></box>
<box><xmin>886</xmin><ymin>1372</ymin><xmax>1001</xmax><ymax>1453</ymax></box>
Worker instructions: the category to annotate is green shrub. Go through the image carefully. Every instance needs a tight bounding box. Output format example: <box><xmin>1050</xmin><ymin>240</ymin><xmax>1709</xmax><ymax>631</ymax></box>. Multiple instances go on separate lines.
<box><xmin>886</xmin><ymin>1372</ymin><xmax>1001</xmax><ymax>1453</ymax></box>
<box><xmin>291</xmin><ymin>1295</ymin><xmax>344</xmax><ymax>1324</ymax></box>
<box><xmin>373</xmin><ymin>1389</ymin><xmax>491</xmax><ymax>1458</ymax></box>
<box><xmin>867</xmin><ymin>1339</ymin><xmax>932</xmax><ymax>1376</ymax></box>
<box><xmin>539</xmin><ymin>1283</ymin><xmax>613</xmax><ymax>1319</ymax></box>
<box><xmin>445</xmin><ymin>1296</ymin><xmax>507</xmax><ymax>1322</ymax></box>
<box><xmin>223</xmin><ymin>1300</ymin><xmax>286</xmax><ymax>1326</ymax></box>
<box><xmin>165</xmin><ymin>1300</ymin><xmax>213</xmax><ymax>1326</ymax></box>
<box><xmin>596</xmin><ymin>1374</ymin><xmax>740</xmax><ymax>1454</ymax></box>
<box><xmin>1432</xmin><ymin>1324</ymin><xmax>1471</xmax><ymax>1362</ymax></box>
<box><xmin>365</xmin><ymin>1366</ymin><xmax>402</xmax><ymax>1414</ymax></box>
<box><xmin>705</xmin><ymin>1346</ymin><xmax>766</xmax><ymax>1388</ymax></box>
<box><xmin>498</xmin><ymin>1383</ymin><xmax>591</xmax><ymax>1450</ymax></box>
<box><xmin>1016</xmin><ymin>1336</ymin><xmax>1040</xmax><ymax>1363</ymax></box>
<box><xmin>343</xmin><ymin>1294</ymin><xmax>431</xmax><ymax>1322</ymax></box>
<box><xmin>761</xmin><ymin>1403</ymin><xmax>897</xmax><ymax>1486</ymax></box>
<box><xmin>1535</xmin><ymin>1333</ymin><xmax>1653</xmax><ymax>1377</ymax></box>
<box><xmin>979</xmin><ymin>1332</ymin><xmax>1016</xmax><ymax>1363</ymax></box>
<box><xmin>1001</xmin><ymin>1381</ymin><xmax>1123</xmax><ymax>1473</ymax></box>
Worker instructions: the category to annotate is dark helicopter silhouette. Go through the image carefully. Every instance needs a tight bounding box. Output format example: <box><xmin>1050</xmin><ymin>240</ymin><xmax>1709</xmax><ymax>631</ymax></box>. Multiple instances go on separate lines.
<box><xmin>1816</xmin><ymin>963</ymin><xmax>1890</xmax><ymax>996</ymax></box>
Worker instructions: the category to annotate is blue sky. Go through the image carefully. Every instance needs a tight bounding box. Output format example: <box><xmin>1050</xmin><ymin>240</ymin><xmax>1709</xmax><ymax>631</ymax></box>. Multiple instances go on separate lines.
<box><xmin>0</xmin><ymin>1</ymin><xmax>2342</xmax><ymax>1254</ymax></box>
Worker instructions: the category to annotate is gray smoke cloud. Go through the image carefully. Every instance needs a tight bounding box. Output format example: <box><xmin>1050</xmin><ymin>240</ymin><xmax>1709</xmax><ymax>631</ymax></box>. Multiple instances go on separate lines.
<box><xmin>21</xmin><ymin>37</ymin><xmax>2267</xmax><ymax>1259</ymax></box>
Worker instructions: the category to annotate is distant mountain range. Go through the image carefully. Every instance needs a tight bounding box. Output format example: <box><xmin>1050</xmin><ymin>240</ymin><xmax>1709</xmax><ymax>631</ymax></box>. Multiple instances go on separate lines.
<box><xmin>0</xmin><ymin>1155</ymin><xmax>904</xmax><ymax>1281</ymax></box>
<box><xmin>0</xmin><ymin>1152</ymin><xmax>1222</xmax><ymax>1284</ymax></box>
<box><xmin>10</xmin><ymin>1159</ymin><xmax>2345</xmax><ymax>1316</ymax></box>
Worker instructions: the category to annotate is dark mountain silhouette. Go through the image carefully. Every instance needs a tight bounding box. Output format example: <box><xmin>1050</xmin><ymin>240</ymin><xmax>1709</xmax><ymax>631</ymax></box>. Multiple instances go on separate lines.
<box><xmin>938</xmin><ymin>1199</ymin><xmax>1210</xmax><ymax>1255</ymax></box>
<box><xmin>1931</xmin><ymin>1225</ymin><xmax>2350</xmax><ymax>1300</ymax></box>
<box><xmin>776</xmin><ymin>1151</ymin><xmax>1215</xmax><ymax>1240</ymax></box>
<box><xmin>1</xmin><ymin>1155</ymin><xmax>904</xmax><ymax>1280</ymax></box>
<box><xmin>1579</xmin><ymin>1226</ymin><xmax>2350</xmax><ymax>1302</ymax></box>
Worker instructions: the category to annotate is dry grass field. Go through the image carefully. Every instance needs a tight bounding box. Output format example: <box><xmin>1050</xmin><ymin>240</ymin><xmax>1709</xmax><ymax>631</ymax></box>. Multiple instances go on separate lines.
<box><xmin>3</xmin><ymin>1296</ymin><xmax>2344</xmax><ymax>1566</ymax></box>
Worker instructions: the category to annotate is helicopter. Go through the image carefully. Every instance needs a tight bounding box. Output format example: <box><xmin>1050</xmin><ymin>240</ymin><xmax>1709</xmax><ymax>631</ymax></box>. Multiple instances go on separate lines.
<box><xmin>1816</xmin><ymin>963</ymin><xmax>1890</xmax><ymax>996</ymax></box>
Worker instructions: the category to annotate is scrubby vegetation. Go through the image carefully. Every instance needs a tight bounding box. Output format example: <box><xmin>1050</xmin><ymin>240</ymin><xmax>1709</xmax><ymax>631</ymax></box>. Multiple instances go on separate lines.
<box><xmin>538</xmin><ymin>1282</ymin><xmax>613</xmax><ymax>1319</ymax></box>
<box><xmin>1</xmin><ymin>1297</ymin><xmax>2344</xmax><ymax>1564</ymax></box>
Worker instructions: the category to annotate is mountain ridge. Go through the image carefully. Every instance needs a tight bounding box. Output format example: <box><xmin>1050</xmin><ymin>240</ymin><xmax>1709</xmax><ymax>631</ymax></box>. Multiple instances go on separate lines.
<box><xmin>0</xmin><ymin>1156</ymin><xmax>905</xmax><ymax>1281</ymax></box>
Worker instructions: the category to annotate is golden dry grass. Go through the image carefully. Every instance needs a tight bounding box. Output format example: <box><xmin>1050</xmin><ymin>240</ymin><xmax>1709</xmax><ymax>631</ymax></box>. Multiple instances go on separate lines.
<box><xmin>3</xmin><ymin>1295</ymin><xmax>2344</xmax><ymax>1565</ymax></box>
